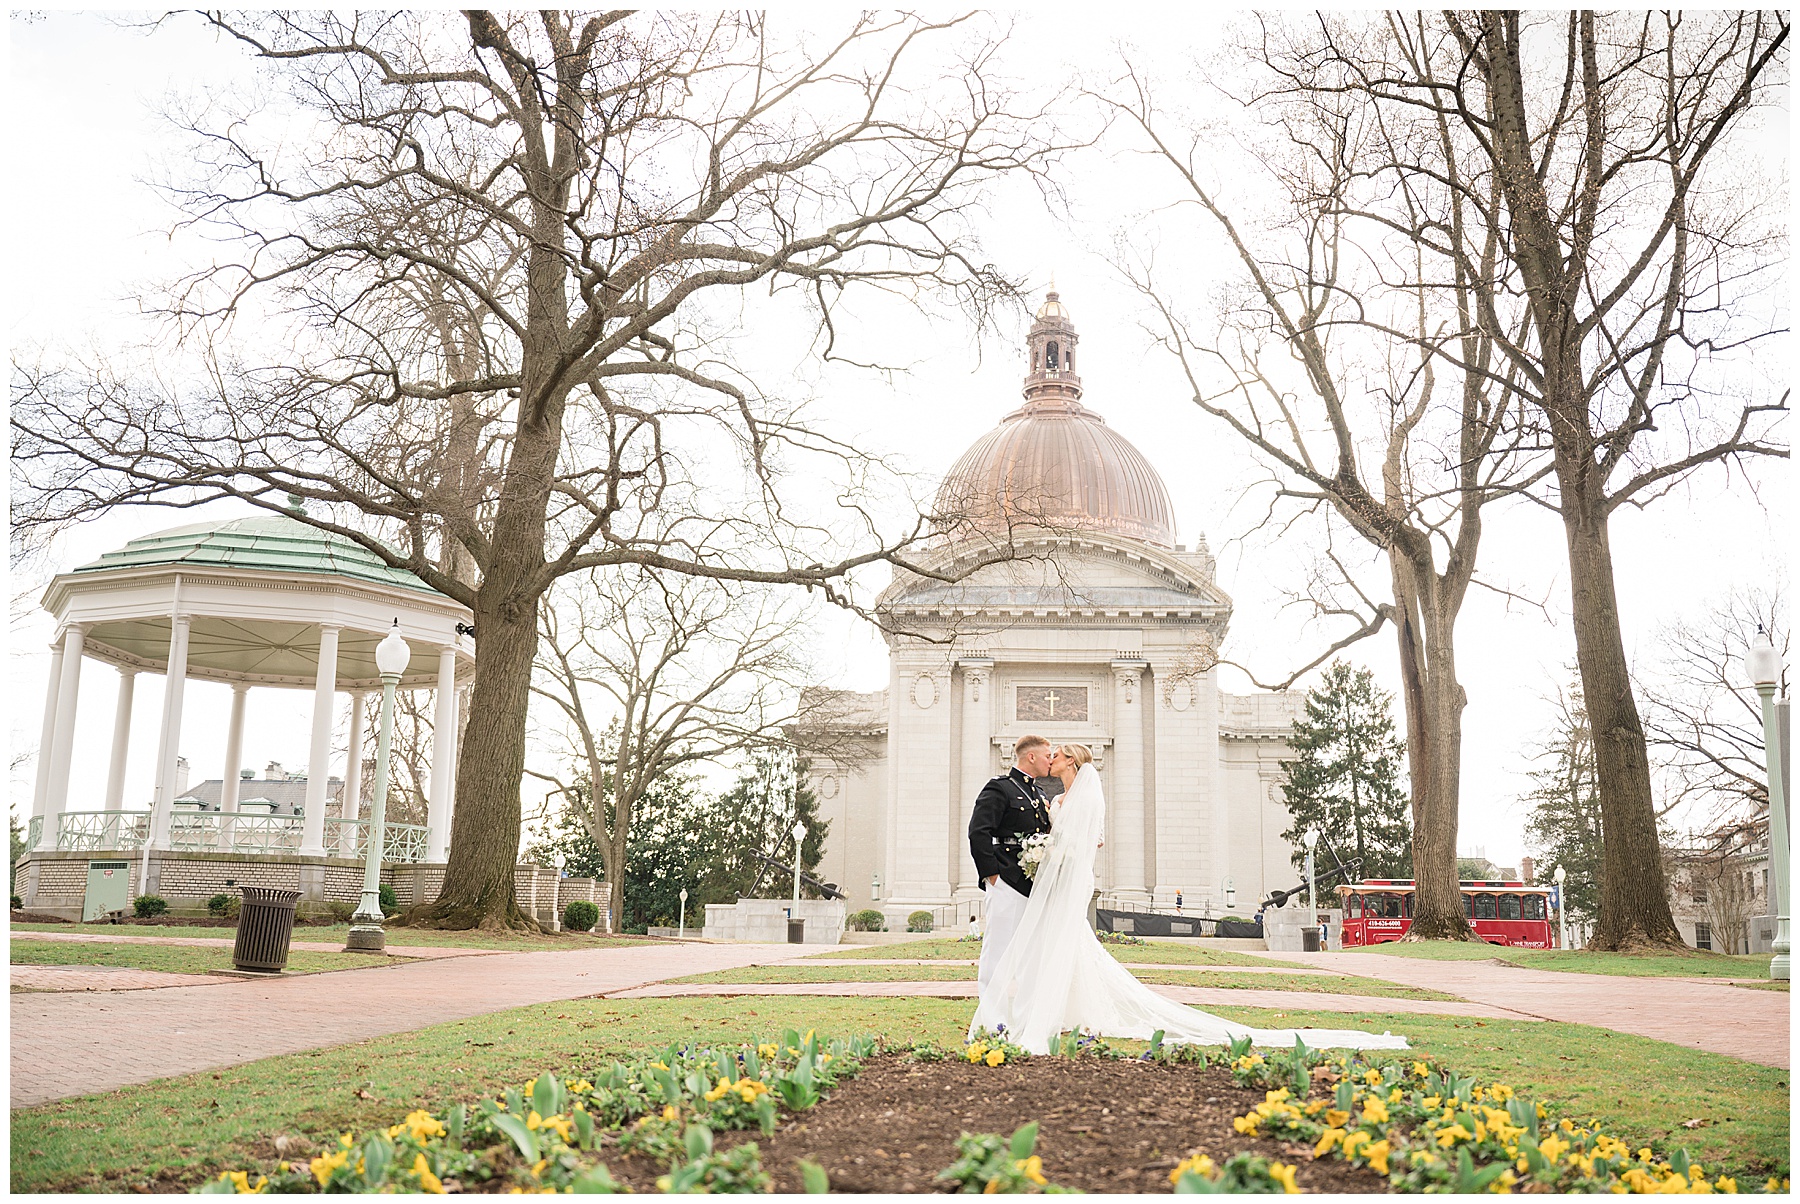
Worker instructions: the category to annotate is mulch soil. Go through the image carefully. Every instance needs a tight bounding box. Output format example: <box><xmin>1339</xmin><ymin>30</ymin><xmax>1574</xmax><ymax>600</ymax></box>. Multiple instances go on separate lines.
<box><xmin>600</xmin><ymin>1055</ymin><xmax>1394</xmax><ymax>1194</ymax></box>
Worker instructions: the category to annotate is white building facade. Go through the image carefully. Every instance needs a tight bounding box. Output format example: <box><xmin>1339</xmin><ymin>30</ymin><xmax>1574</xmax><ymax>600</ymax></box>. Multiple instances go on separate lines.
<box><xmin>804</xmin><ymin>294</ymin><xmax>1306</xmax><ymax>928</ymax></box>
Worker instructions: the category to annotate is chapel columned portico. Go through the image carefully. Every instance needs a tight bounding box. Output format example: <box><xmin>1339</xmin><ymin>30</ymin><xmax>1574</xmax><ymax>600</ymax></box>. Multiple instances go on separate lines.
<box><xmin>18</xmin><ymin>509</ymin><xmax>475</xmax><ymax>917</ymax></box>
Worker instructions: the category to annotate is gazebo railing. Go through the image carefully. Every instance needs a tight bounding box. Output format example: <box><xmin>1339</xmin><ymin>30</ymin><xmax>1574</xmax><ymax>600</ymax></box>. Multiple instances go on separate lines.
<box><xmin>26</xmin><ymin>815</ymin><xmax>44</xmax><ymax>852</ymax></box>
<box><xmin>54</xmin><ymin>811</ymin><xmax>150</xmax><ymax>852</ymax></box>
<box><xmin>47</xmin><ymin>811</ymin><xmax>427</xmax><ymax>863</ymax></box>
<box><xmin>325</xmin><ymin>817</ymin><xmax>430</xmax><ymax>864</ymax></box>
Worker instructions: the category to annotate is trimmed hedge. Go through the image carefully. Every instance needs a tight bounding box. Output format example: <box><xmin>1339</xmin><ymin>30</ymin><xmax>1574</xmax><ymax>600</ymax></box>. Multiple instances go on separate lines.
<box><xmin>907</xmin><ymin>910</ymin><xmax>934</xmax><ymax>933</ymax></box>
<box><xmin>847</xmin><ymin>909</ymin><xmax>885</xmax><ymax>932</ymax></box>
<box><xmin>563</xmin><ymin>900</ymin><xmax>600</xmax><ymax>932</ymax></box>
<box><xmin>134</xmin><ymin>895</ymin><xmax>169</xmax><ymax>918</ymax></box>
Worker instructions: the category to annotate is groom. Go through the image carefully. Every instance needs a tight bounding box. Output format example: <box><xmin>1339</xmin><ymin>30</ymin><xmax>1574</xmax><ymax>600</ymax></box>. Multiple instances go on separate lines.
<box><xmin>969</xmin><ymin>734</ymin><xmax>1054</xmax><ymax>992</ymax></box>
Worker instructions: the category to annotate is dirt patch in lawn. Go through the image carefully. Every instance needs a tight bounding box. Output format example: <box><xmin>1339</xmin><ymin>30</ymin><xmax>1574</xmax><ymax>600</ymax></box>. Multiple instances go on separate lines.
<box><xmin>600</xmin><ymin>1055</ymin><xmax>1393</xmax><ymax>1194</ymax></box>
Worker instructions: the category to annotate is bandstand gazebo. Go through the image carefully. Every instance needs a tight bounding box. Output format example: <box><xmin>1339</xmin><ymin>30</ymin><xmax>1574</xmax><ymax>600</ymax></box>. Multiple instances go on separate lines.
<box><xmin>16</xmin><ymin>509</ymin><xmax>477</xmax><ymax>920</ymax></box>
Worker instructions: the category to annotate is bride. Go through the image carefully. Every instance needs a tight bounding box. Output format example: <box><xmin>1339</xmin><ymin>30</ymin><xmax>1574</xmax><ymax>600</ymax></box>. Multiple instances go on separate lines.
<box><xmin>969</xmin><ymin>743</ymin><xmax>1408</xmax><ymax>1055</ymax></box>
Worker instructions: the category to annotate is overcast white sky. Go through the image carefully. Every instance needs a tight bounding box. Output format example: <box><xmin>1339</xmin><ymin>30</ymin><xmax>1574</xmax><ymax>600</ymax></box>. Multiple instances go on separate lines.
<box><xmin>8</xmin><ymin>11</ymin><xmax>1792</xmax><ymax>870</ymax></box>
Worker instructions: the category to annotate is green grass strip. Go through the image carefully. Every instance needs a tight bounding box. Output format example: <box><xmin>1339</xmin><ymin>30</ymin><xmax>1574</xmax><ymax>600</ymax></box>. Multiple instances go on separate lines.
<box><xmin>9</xmin><ymin>922</ymin><xmax>653</xmax><ymax>953</ymax></box>
<box><xmin>1365</xmin><ymin>940</ymin><xmax>1773</xmax><ymax>978</ymax></box>
<box><xmin>10</xmin><ymin>939</ymin><xmax>413</xmax><ymax>977</ymax></box>
<box><xmin>816</xmin><ymin>937</ymin><xmax>1306</xmax><ymax>968</ymax></box>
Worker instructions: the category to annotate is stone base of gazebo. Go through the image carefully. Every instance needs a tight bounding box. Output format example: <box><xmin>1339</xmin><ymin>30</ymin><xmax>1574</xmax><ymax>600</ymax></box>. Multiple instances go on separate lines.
<box><xmin>14</xmin><ymin>851</ymin><xmax>605</xmax><ymax>930</ymax></box>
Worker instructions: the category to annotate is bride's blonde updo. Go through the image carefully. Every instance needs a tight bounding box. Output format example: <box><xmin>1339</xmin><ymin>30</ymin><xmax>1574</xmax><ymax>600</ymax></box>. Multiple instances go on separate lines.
<box><xmin>1057</xmin><ymin>743</ymin><xmax>1094</xmax><ymax>768</ymax></box>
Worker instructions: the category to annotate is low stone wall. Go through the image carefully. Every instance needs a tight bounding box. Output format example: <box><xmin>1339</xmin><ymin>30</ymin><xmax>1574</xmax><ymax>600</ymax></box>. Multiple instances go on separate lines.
<box><xmin>704</xmin><ymin>899</ymin><xmax>845</xmax><ymax>944</ymax></box>
<box><xmin>15</xmin><ymin>849</ymin><xmax>609</xmax><ymax>927</ymax></box>
<box><xmin>1262</xmin><ymin>904</ymin><xmax>1344</xmax><ymax>952</ymax></box>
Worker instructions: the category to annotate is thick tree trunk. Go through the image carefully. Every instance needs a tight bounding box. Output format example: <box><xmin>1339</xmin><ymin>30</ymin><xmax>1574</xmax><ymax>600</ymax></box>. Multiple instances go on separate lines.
<box><xmin>1563</xmin><ymin>508</ymin><xmax>1685</xmax><ymax>950</ymax></box>
<box><xmin>1392</xmin><ymin>560</ymin><xmax>1475</xmax><ymax>941</ymax></box>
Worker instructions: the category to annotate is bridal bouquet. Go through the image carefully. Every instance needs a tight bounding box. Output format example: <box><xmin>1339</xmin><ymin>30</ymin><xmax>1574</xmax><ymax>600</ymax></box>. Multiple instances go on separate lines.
<box><xmin>1019</xmin><ymin>832</ymin><xmax>1053</xmax><ymax>880</ymax></box>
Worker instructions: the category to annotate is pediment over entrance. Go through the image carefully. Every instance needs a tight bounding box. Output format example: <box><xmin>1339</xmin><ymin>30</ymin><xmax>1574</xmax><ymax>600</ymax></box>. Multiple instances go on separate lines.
<box><xmin>879</xmin><ymin>534</ymin><xmax>1230</xmax><ymax>621</ymax></box>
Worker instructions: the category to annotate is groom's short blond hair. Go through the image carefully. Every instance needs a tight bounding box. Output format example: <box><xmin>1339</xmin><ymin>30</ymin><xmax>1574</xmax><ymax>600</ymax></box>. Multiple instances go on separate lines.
<box><xmin>1013</xmin><ymin>734</ymin><xmax>1050</xmax><ymax>758</ymax></box>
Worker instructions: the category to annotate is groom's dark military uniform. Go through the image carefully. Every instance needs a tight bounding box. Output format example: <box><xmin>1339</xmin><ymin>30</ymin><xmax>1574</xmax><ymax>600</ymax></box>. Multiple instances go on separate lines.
<box><xmin>969</xmin><ymin>766</ymin><xmax>1053</xmax><ymax>898</ymax></box>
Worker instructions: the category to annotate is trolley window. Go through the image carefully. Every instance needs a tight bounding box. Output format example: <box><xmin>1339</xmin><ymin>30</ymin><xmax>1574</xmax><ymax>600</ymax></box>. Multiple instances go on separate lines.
<box><xmin>1522</xmin><ymin>894</ymin><xmax>1545</xmax><ymax>921</ymax></box>
<box><xmin>1472</xmin><ymin>893</ymin><xmax>1497</xmax><ymax>920</ymax></box>
<box><xmin>1498</xmin><ymin>894</ymin><xmax>1521</xmax><ymax>921</ymax></box>
<box><xmin>1346</xmin><ymin>894</ymin><xmax>1364</xmax><ymax>918</ymax></box>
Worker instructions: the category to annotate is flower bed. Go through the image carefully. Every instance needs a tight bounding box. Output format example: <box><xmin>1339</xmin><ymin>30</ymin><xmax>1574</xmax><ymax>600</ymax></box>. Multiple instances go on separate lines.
<box><xmin>1207</xmin><ymin>1034</ymin><xmax>1789</xmax><ymax>1195</ymax></box>
<box><xmin>195</xmin><ymin>1030</ymin><xmax>869</xmax><ymax>1194</ymax></box>
<box><xmin>191</xmin><ymin>1026</ymin><xmax>1786</xmax><ymax>1195</ymax></box>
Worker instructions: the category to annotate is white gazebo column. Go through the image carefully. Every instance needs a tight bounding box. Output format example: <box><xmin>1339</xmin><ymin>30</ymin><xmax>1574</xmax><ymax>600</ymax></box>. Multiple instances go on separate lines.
<box><xmin>148</xmin><ymin>616</ymin><xmax>192</xmax><ymax>851</ymax></box>
<box><xmin>218</xmin><ymin>684</ymin><xmax>249</xmax><ymax>846</ymax></box>
<box><xmin>42</xmin><ymin>624</ymin><xmax>89</xmax><ymax>836</ymax></box>
<box><xmin>103</xmin><ymin>669</ymin><xmax>138</xmax><ymax>810</ymax></box>
<box><xmin>301</xmin><ymin>625</ymin><xmax>341</xmax><ymax>856</ymax></box>
<box><xmin>954</xmin><ymin>658</ymin><xmax>994</xmax><ymax>907</ymax></box>
<box><xmin>341</xmin><ymin>690</ymin><xmax>367</xmax><ymax>837</ymax></box>
<box><xmin>30</xmin><ymin>639</ymin><xmax>67</xmax><ymax>826</ymax></box>
<box><xmin>1110</xmin><ymin>660</ymin><xmax>1149</xmax><ymax>903</ymax></box>
<box><xmin>427</xmin><ymin>645</ymin><xmax>458</xmax><ymax>862</ymax></box>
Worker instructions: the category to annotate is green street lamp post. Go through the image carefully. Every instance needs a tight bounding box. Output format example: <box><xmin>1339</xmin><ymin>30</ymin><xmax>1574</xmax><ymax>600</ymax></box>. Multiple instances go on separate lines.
<box><xmin>1747</xmin><ymin>627</ymin><xmax>1788</xmax><ymax>981</ymax></box>
<box><xmin>347</xmin><ymin>620</ymin><xmax>409</xmax><ymax>953</ymax></box>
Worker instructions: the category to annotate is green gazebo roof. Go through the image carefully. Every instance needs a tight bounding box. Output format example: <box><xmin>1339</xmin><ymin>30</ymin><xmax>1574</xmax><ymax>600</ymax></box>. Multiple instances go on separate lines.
<box><xmin>74</xmin><ymin>513</ymin><xmax>438</xmax><ymax>595</ymax></box>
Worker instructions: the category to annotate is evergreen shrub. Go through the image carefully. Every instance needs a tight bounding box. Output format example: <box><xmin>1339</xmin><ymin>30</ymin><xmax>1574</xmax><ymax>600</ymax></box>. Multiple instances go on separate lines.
<box><xmin>907</xmin><ymin>910</ymin><xmax>934</xmax><ymax>933</ymax></box>
<box><xmin>847</xmin><ymin>909</ymin><xmax>885</xmax><ymax>932</ymax></box>
<box><xmin>564</xmin><ymin>900</ymin><xmax>600</xmax><ymax>932</ymax></box>
<box><xmin>134</xmin><ymin>894</ymin><xmax>169</xmax><ymax>918</ymax></box>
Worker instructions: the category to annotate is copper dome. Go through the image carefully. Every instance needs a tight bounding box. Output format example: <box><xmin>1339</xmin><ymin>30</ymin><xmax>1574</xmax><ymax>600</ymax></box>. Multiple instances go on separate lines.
<box><xmin>935</xmin><ymin>292</ymin><xmax>1176</xmax><ymax>549</ymax></box>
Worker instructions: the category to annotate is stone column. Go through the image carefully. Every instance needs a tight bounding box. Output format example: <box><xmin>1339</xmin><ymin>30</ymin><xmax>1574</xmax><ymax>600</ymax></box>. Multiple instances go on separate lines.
<box><xmin>1110</xmin><ymin>659</ymin><xmax>1149</xmax><ymax>904</ymax></box>
<box><xmin>43</xmin><ymin>625</ymin><xmax>88</xmax><ymax>834</ymax></box>
<box><xmin>888</xmin><ymin>652</ymin><xmax>954</xmax><ymax>909</ymax></box>
<box><xmin>103</xmin><ymin>669</ymin><xmax>138</xmax><ymax>811</ymax></box>
<box><xmin>341</xmin><ymin>691</ymin><xmax>367</xmax><ymax>831</ymax></box>
<box><xmin>31</xmin><ymin>640</ymin><xmax>67</xmax><ymax>825</ymax></box>
<box><xmin>954</xmin><ymin>658</ymin><xmax>994</xmax><ymax>907</ymax></box>
<box><xmin>148</xmin><ymin>616</ymin><xmax>192</xmax><ymax>850</ymax></box>
<box><xmin>301</xmin><ymin>625</ymin><xmax>340</xmax><ymax>856</ymax></box>
<box><xmin>427</xmin><ymin>645</ymin><xmax>458</xmax><ymax>862</ymax></box>
<box><xmin>218</xmin><ymin>684</ymin><xmax>248</xmax><ymax>848</ymax></box>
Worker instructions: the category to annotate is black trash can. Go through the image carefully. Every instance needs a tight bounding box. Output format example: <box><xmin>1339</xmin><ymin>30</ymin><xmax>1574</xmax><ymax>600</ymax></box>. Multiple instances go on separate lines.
<box><xmin>234</xmin><ymin>887</ymin><xmax>302</xmax><ymax>972</ymax></box>
<box><xmin>787</xmin><ymin>917</ymin><xmax>806</xmax><ymax>944</ymax></box>
<box><xmin>1301</xmin><ymin>925</ymin><xmax>1322</xmax><ymax>953</ymax></box>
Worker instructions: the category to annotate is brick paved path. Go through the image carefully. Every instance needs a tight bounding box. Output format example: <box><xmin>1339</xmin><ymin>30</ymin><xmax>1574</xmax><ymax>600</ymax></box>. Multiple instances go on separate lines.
<box><xmin>604</xmin><ymin>979</ymin><xmax>1527</xmax><ymax>1023</ymax></box>
<box><xmin>10</xmin><ymin>942</ymin><xmax>805</xmax><ymax>1108</ymax></box>
<box><xmin>1236</xmin><ymin>950</ymin><xmax>1790</xmax><ymax>1068</ymax></box>
<box><xmin>12</xmin><ymin>964</ymin><xmax>221</xmax><ymax>992</ymax></box>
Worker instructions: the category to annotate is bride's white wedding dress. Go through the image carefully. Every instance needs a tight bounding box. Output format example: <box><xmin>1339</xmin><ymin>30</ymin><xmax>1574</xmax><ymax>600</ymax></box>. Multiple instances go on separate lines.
<box><xmin>969</xmin><ymin>764</ymin><xmax>1408</xmax><ymax>1055</ymax></box>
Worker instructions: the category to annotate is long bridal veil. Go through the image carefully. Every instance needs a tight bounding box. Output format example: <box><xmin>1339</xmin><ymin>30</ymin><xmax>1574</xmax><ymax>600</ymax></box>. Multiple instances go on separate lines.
<box><xmin>970</xmin><ymin>763</ymin><xmax>1407</xmax><ymax>1055</ymax></box>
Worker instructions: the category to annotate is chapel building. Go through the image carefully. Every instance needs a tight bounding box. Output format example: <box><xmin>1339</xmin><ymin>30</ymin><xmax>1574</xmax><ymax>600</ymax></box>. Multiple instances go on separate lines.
<box><xmin>802</xmin><ymin>292</ymin><xmax>1306</xmax><ymax>928</ymax></box>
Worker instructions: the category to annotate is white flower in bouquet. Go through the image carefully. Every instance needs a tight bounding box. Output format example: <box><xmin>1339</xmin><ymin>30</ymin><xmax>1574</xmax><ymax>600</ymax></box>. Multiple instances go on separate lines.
<box><xmin>1019</xmin><ymin>832</ymin><xmax>1053</xmax><ymax>880</ymax></box>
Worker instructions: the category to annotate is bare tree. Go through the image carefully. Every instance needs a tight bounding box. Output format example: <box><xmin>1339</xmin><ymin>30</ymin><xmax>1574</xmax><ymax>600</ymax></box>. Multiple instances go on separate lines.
<box><xmin>528</xmin><ymin>567</ymin><xmax>822</xmax><ymax>929</ymax></box>
<box><xmin>11</xmin><ymin>12</ymin><xmax>1067</xmax><ymax>927</ymax></box>
<box><xmin>1101</xmin><ymin>47</ymin><xmax>1553</xmax><ymax>938</ymax></box>
<box><xmin>1269</xmin><ymin>12</ymin><xmax>1787</xmax><ymax>950</ymax></box>
<box><xmin>1643</xmin><ymin>585</ymin><xmax>1787</xmax><ymax>828</ymax></box>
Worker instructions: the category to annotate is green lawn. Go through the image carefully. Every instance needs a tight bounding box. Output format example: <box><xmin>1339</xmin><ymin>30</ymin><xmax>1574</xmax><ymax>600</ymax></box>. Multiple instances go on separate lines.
<box><xmin>817</xmin><ymin>937</ymin><xmax>1306</xmax><ymax>968</ymax></box>
<box><xmin>11</xmin><ymin>995</ymin><xmax>1785</xmax><ymax>1194</ymax></box>
<box><xmin>8</xmin><ymin>922</ymin><xmax>653</xmax><ymax>954</ymax></box>
<box><xmin>1366</xmin><ymin>940</ymin><xmax>1775</xmax><ymax>978</ymax></box>
<box><xmin>675</xmin><ymin>963</ymin><xmax>1462</xmax><ymax>1001</ymax></box>
<box><xmin>10</xmin><ymin>939</ymin><xmax>413</xmax><ymax>977</ymax></box>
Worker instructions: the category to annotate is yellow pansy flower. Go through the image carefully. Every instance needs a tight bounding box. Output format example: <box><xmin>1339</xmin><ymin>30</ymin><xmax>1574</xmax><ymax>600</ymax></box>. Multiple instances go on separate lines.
<box><xmin>1365</xmin><ymin>1139</ymin><xmax>1391</xmax><ymax>1176</ymax></box>
<box><xmin>310</xmin><ymin>1148</ymin><xmax>350</xmax><ymax>1188</ymax></box>
<box><xmin>1342</xmin><ymin>1131</ymin><xmax>1372</xmax><ymax>1159</ymax></box>
<box><xmin>1324</xmin><ymin>1109</ymin><xmax>1351</xmax><ymax>1128</ymax></box>
<box><xmin>1268</xmin><ymin>1162</ymin><xmax>1300</xmax><ymax>1194</ymax></box>
<box><xmin>1537</xmin><ymin>1134</ymin><xmax>1570</xmax><ymax>1164</ymax></box>
<box><xmin>1232</xmin><ymin>1115</ymin><xmax>1259</xmax><ymax>1136</ymax></box>
<box><xmin>413</xmin><ymin>1153</ymin><xmax>445</xmax><ymax>1194</ymax></box>
<box><xmin>1171</xmin><ymin>1154</ymin><xmax>1215</xmax><ymax>1184</ymax></box>
<box><xmin>1716</xmin><ymin>1178</ymin><xmax>1737</xmax><ymax>1194</ymax></box>
<box><xmin>1361</xmin><ymin>1095</ymin><xmax>1389</xmax><ymax>1125</ymax></box>
<box><xmin>1435</xmin><ymin>1124</ymin><xmax>1473</xmax><ymax>1148</ymax></box>
<box><xmin>1314</xmin><ymin>1129</ymin><xmax>1345</xmax><ymax>1158</ymax></box>
<box><xmin>1362</xmin><ymin>1068</ymin><xmax>1384</xmax><ymax>1086</ymax></box>
<box><xmin>986</xmin><ymin>1049</ymin><xmax>1005</xmax><ymax>1067</ymax></box>
<box><xmin>1017</xmin><ymin>1156</ymin><xmax>1047</xmax><ymax>1186</ymax></box>
<box><xmin>662</xmin><ymin>1105</ymin><xmax>679</xmax><ymax>1122</ymax></box>
<box><xmin>1421</xmin><ymin>1096</ymin><xmax>1441</xmax><ymax>1110</ymax></box>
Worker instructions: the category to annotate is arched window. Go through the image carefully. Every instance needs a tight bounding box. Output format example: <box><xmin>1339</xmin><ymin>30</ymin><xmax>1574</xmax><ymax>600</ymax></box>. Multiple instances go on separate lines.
<box><xmin>1498</xmin><ymin>894</ymin><xmax>1521</xmax><ymax>920</ymax></box>
<box><xmin>1065</xmin><ymin>347</ymin><xmax>1074</xmax><ymax>371</ymax></box>
<box><xmin>1473</xmin><ymin>893</ymin><xmax>1497</xmax><ymax>920</ymax></box>
<box><xmin>1522</xmin><ymin>894</ymin><xmax>1545</xmax><ymax>920</ymax></box>
<box><xmin>1046</xmin><ymin>341</ymin><xmax>1060</xmax><ymax>370</ymax></box>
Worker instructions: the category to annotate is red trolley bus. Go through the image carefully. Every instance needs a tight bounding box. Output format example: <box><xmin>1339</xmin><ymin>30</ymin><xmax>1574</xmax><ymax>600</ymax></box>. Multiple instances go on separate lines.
<box><xmin>1336</xmin><ymin>880</ymin><xmax>1557</xmax><ymax>948</ymax></box>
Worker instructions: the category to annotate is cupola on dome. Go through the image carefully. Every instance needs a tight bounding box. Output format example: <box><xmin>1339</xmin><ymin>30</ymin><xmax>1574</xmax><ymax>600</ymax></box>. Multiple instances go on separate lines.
<box><xmin>934</xmin><ymin>291</ymin><xmax>1177</xmax><ymax>549</ymax></box>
